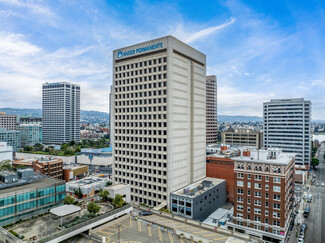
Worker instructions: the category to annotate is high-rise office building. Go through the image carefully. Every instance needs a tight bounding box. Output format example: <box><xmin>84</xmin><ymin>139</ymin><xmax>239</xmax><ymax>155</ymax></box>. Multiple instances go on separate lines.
<box><xmin>42</xmin><ymin>82</ymin><xmax>80</xmax><ymax>144</ymax></box>
<box><xmin>0</xmin><ymin>112</ymin><xmax>17</xmax><ymax>130</ymax></box>
<box><xmin>263</xmin><ymin>98</ymin><xmax>311</xmax><ymax>165</ymax></box>
<box><xmin>206</xmin><ymin>75</ymin><xmax>218</xmax><ymax>144</ymax></box>
<box><xmin>112</xmin><ymin>36</ymin><xmax>206</xmax><ymax>207</ymax></box>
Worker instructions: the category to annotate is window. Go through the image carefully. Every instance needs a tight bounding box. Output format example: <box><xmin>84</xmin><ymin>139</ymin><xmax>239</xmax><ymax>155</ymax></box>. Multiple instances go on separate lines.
<box><xmin>265</xmin><ymin>184</ymin><xmax>269</xmax><ymax>190</ymax></box>
<box><xmin>273</xmin><ymin>221</ymin><xmax>280</xmax><ymax>226</ymax></box>
<box><xmin>255</xmin><ymin>183</ymin><xmax>262</xmax><ymax>189</ymax></box>
<box><xmin>237</xmin><ymin>205</ymin><xmax>244</xmax><ymax>211</ymax></box>
<box><xmin>266</xmin><ymin>176</ymin><xmax>269</xmax><ymax>182</ymax></box>
<box><xmin>273</xmin><ymin>195</ymin><xmax>281</xmax><ymax>200</ymax></box>
<box><xmin>273</xmin><ymin>212</ymin><xmax>280</xmax><ymax>218</ymax></box>
<box><xmin>237</xmin><ymin>197</ymin><xmax>243</xmax><ymax>202</ymax></box>
<box><xmin>237</xmin><ymin>181</ymin><xmax>244</xmax><ymax>187</ymax></box>
<box><xmin>247</xmin><ymin>207</ymin><xmax>251</xmax><ymax>212</ymax></box>
<box><xmin>265</xmin><ymin>193</ymin><xmax>269</xmax><ymax>199</ymax></box>
<box><xmin>273</xmin><ymin>203</ymin><xmax>281</xmax><ymax>209</ymax></box>
<box><xmin>254</xmin><ymin>208</ymin><xmax>261</xmax><ymax>214</ymax></box>
<box><xmin>248</xmin><ymin>174</ymin><xmax>251</xmax><ymax>179</ymax></box>
<box><xmin>273</xmin><ymin>177</ymin><xmax>281</xmax><ymax>183</ymax></box>
<box><xmin>254</xmin><ymin>200</ymin><xmax>261</xmax><ymax>206</ymax></box>
<box><xmin>254</xmin><ymin>217</ymin><xmax>261</xmax><ymax>222</ymax></box>
<box><xmin>255</xmin><ymin>175</ymin><xmax>262</xmax><ymax>181</ymax></box>
<box><xmin>237</xmin><ymin>213</ymin><xmax>243</xmax><ymax>217</ymax></box>
<box><xmin>247</xmin><ymin>182</ymin><xmax>251</xmax><ymax>188</ymax></box>
<box><xmin>237</xmin><ymin>189</ymin><xmax>244</xmax><ymax>194</ymax></box>
<box><xmin>247</xmin><ymin>198</ymin><xmax>251</xmax><ymax>204</ymax></box>
<box><xmin>237</xmin><ymin>173</ymin><xmax>244</xmax><ymax>178</ymax></box>
<box><xmin>255</xmin><ymin>192</ymin><xmax>262</xmax><ymax>197</ymax></box>
<box><xmin>265</xmin><ymin>210</ymin><xmax>269</xmax><ymax>216</ymax></box>
<box><xmin>273</xmin><ymin>186</ymin><xmax>281</xmax><ymax>192</ymax></box>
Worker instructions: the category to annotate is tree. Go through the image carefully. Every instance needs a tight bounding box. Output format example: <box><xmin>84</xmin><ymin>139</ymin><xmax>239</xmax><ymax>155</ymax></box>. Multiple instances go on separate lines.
<box><xmin>311</xmin><ymin>158</ymin><xmax>319</xmax><ymax>167</ymax></box>
<box><xmin>113</xmin><ymin>194</ymin><xmax>125</xmax><ymax>208</ymax></box>
<box><xmin>23</xmin><ymin>146</ymin><xmax>33</xmax><ymax>152</ymax></box>
<box><xmin>61</xmin><ymin>143</ymin><xmax>68</xmax><ymax>151</ymax></box>
<box><xmin>99</xmin><ymin>190</ymin><xmax>109</xmax><ymax>202</ymax></box>
<box><xmin>74</xmin><ymin>187</ymin><xmax>83</xmax><ymax>198</ymax></box>
<box><xmin>63</xmin><ymin>195</ymin><xmax>75</xmax><ymax>205</ymax></box>
<box><xmin>106</xmin><ymin>181</ymin><xmax>112</xmax><ymax>187</ymax></box>
<box><xmin>69</xmin><ymin>140</ymin><xmax>76</xmax><ymax>146</ymax></box>
<box><xmin>0</xmin><ymin>160</ymin><xmax>12</xmax><ymax>170</ymax></box>
<box><xmin>87</xmin><ymin>202</ymin><xmax>101</xmax><ymax>216</ymax></box>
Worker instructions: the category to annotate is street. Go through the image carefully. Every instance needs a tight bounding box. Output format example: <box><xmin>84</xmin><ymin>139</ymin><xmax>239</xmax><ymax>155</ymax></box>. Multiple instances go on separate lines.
<box><xmin>304</xmin><ymin>144</ymin><xmax>325</xmax><ymax>243</ymax></box>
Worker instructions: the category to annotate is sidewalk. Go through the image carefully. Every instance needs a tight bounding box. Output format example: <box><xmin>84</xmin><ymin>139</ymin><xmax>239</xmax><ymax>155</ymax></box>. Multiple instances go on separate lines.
<box><xmin>287</xmin><ymin>184</ymin><xmax>310</xmax><ymax>243</ymax></box>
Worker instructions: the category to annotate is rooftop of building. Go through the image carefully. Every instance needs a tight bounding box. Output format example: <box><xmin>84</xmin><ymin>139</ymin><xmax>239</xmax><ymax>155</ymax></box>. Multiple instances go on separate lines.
<box><xmin>0</xmin><ymin>176</ymin><xmax>64</xmax><ymax>195</ymax></box>
<box><xmin>63</xmin><ymin>164</ymin><xmax>88</xmax><ymax>170</ymax></box>
<box><xmin>265</xmin><ymin>98</ymin><xmax>311</xmax><ymax>103</ymax></box>
<box><xmin>171</xmin><ymin>177</ymin><xmax>225</xmax><ymax>198</ymax></box>
<box><xmin>43</xmin><ymin>81</ymin><xmax>80</xmax><ymax>86</ymax></box>
<box><xmin>206</xmin><ymin>143</ymin><xmax>254</xmax><ymax>158</ymax></box>
<box><xmin>66</xmin><ymin>176</ymin><xmax>107</xmax><ymax>188</ymax></box>
<box><xmin>234</xmin><ymin>148</ymin><xmax>295</xmax><ymax>165</ymax></box>
<box><xmin>107</xmin><ymin>184</ymin><xmax>129</xmax><ymax>190</ymax></box>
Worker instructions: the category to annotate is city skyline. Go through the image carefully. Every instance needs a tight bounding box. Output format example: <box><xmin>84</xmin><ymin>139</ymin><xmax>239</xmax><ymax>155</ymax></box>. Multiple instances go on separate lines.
<box><xmin>0</xmin><ymin>0</ymin><xmax>324</xmax><ymax>119</ymax></box>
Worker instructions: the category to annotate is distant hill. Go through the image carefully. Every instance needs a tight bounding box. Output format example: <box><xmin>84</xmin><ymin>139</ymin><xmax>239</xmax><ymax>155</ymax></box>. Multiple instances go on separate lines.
<box><xmin>0</xmin><ymin>108</ymin><xmax>109</xmax><ymax>124</ymax></box>
<box><xmin>2</xmin><ymin>108</ymin><xmax>323</xmax><ymax>124</ymax></box>
<box><xmin>218</xmin><ymin>115</ymin><xmax>263</xmax><ymax>122</ymax></box>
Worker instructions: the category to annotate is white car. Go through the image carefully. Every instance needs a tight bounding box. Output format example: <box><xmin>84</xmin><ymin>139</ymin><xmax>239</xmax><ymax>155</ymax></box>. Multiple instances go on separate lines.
<box><xmin>298</xmin><ymin>238</ymin><xmax>304</xmax><ymax>243</ymax></box>
<box><xmin>321</xmin><ymin>182</ymin><xmax>325</xmax><ymax>187</ymax></box>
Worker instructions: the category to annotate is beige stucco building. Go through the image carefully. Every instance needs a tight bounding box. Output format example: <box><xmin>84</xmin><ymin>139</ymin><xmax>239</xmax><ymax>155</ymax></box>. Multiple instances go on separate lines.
<box><xmin>111</xmin><ymin>36</ymin><xmax>206</xmax><ymax>207</ymax></box>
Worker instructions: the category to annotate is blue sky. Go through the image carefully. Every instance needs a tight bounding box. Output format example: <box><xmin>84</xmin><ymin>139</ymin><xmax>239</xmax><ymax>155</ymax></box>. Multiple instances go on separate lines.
<box><xmin>0</xmin><ymin>0</ymin><xmax>324</xmax><ymax>119</ymax></box>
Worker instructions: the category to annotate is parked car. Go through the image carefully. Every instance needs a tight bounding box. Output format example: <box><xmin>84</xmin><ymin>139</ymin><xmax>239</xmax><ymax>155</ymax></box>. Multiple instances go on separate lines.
<box><xmin>321</xmin><ymin>182</ymin><xmax>325</xmax><ymax>187</ymax></box>
<box><xmin>304</xmin><ymin>206</ymin><xmax>310</xmax><ymax>218</ymax></box>
<box><xmin>301</xmin><ymin>223</ymin><xmax>307</xmax><ymax>232</ymax></box>
<box><xmin>139</xmin><ymin>211</ymin><xmax>153</xmax><ymax>216</ymax></box>
<box><xmin>316</xmin><ymin>183</ymin><xmax>320</xmax><ymax>187</ymax></box>
<box><xmin>296</xmin><ymin>197</ymin><xmax>301</xmax><ymax>203</ymax></box>
<box><xmin>313</xmin><ymin>174</ymin><xmax>316</xmax><ymax>178</ymax></box>
<box><xmin>298</xmin><ymin>238</ymin><xmax>304</xmax><ymax>243</ymax></box>
<box><xmin>311</xmin><ymin>179</ymin><xmax>316</xmax><ymax>184</ymax></box>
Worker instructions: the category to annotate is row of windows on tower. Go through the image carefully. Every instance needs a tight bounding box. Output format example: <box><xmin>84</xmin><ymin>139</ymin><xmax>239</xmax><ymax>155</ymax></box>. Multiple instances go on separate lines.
<box><xmin>115</xmin><ymin>105</ymin><xmax>167</xmax><ymax>114</ymax></box>
<box><xmin>115</xmin><ymin>114</ymin><xmax>167</xmax><ymax>121</ymax></box>
<box><xmin>115</xmin><ymin>57</ymin><xmax>167</xmax><ymax>72</ymax></box>
<box><xmin>115</xmin><ymin>66</ymin><xmax>167</xmax><ymax>79</ymax></box>
<box><xmin>115</xmin><ymin>151</ymin><xmax>167</xmax><ymax>160</ymax></box>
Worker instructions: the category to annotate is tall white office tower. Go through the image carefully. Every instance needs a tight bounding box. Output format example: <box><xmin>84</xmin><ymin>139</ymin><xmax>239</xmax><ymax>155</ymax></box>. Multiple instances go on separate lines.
<box><xmin>112</xmin><ymin>36</ymin><xmax>207</xmax><ymax>207</ymax></box>
<box><xmin>263</xmin><ymin>98</ymin><xmax>311</xmax><ymax>165</ymax></box>
<box><xmin>42</xmin><ymin>82</ymin><xmax>80</xmax><ymax>144</ymax></box>
<box><xmin>206</xmin><ymin>75</ymin><xmax>218</xmax><ymax>145</ymax></box>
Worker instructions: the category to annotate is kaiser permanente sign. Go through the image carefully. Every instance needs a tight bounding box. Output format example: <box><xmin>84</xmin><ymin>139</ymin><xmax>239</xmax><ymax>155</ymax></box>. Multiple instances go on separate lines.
<box><xmin>117</xmin><ymin>42</ymin><xmax>163</xmax><ymax>59</ymax></box>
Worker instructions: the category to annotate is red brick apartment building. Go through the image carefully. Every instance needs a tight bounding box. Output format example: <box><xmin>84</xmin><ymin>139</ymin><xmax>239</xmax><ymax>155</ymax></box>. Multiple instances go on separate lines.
<box><xmin>228</xmin><ymin>148</ymin><xmax>295</xmax><ymax>243</ymax></box>
<box><xmin>13</xmin><ymin>156</ymin><xmax>63</xmax><ymax>179</ymax></box>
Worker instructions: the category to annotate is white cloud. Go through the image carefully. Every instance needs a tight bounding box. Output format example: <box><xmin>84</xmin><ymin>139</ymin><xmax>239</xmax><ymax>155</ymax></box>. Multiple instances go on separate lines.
<box><xmin>185</xmin><ymin>18</ymin><xmax>236</xmax><ymax>43</ymax></box>
<box><xmin>0</xmin><ymin>0</ymin><xmax>54</xmax><ymax>17</ymax></box>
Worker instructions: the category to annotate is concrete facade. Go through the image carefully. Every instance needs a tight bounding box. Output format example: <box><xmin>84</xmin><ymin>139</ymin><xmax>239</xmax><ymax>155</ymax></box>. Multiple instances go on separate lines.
<box><xmin>107</xmin><ymin>184</ymin><xmax>131</xmax><ymax>203</ymax></box>
<box><xmin>112</xmin><ymin>36</ymin><xmax>206</xmax><ymax>207</ymax></box>
<box><xmin>0</xmin><ymin>142</ymin><xmax>13</xmax><ymax>162</ymax></box>
<box><xmin>42</xmin><ymin>82</ymin><xmax>80</xmax><ymax>144</ymax></box>
<box><xmin>170</xmin><ymin>178</ymin><xmax>226</xmax><ymax>221</ymax></box>
<box><xmin>206</xmin><ymin>75</ymin><xmax>218</xmax><ymax>145</ymax></box>
<box><xmin>0</xmin><ymin>112</ymin><xmax>17</xmax><ymax>130</ymax></box>
<box><xmin>263</xmin><ymin>98</ymin><xmax>311</xmax><ymax>165</ymax></box>
<box><xmin>222</xmin><ymin>129</ymin><xmax>263</xmax><ymax>149</ymax></box>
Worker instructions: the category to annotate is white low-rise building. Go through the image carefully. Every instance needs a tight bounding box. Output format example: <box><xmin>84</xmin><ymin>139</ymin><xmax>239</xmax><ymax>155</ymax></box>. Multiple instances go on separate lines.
<box><xmin>66</xmin><ymin>176</ymin><xmax>109</xmax><ymax>198</ymax></box>
<box><xmin>0</xmin><ymin>142</ymin><xmax>13</xmax><ymax>162</ymax></box>
<box><xmin>107</xmin><ymin>184</ymin><xmax>130</xmax><ymax>203</ymax></box>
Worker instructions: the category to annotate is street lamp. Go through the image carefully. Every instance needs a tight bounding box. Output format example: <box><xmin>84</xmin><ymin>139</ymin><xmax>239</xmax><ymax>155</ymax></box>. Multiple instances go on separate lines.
<box><xmin>117</xmin><ymin>224</ymin><xmax>122</xmax><ymax>243</ymax></box>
